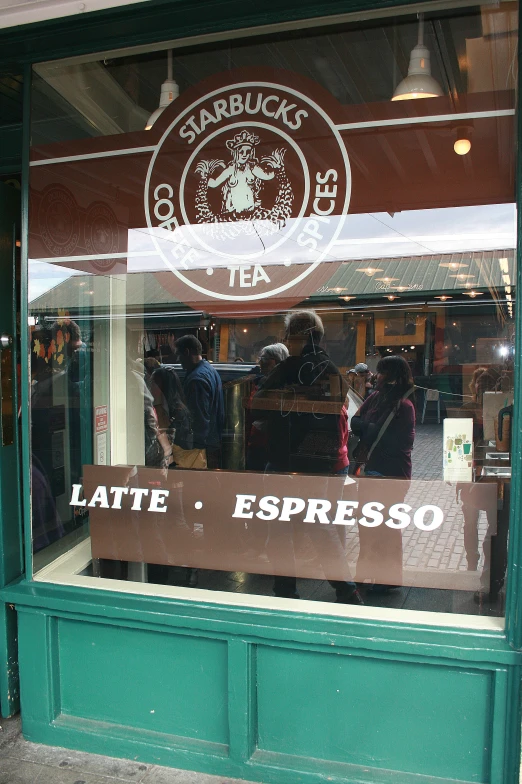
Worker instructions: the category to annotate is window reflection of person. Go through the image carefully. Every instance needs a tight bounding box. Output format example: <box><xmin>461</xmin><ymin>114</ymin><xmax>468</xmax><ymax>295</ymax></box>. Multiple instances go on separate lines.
<box><xmin>206</xmin><ymin>132</ymin><xmax>283</xmax><ymax>215</ymax></box>
<box><xmin>128</xmin><ymin>355</ymin><xmax>171</xmax><ymax>469</ymax></box>
<box><xmin>255</xmin><ymin>310</ymin><xmax>363</xmax><ymax>604</ymax></box>
<box><xmin>31</xmin><ymin>320</ymin><xmax>88</xmax><ymax>538</ymax></box>
<box><xmin>259</xmin><ymin>310</ymin><xmax>349</xmax><ymax>476</ymax></box>
<box><xmin>347</xmin><ymin>362</ymin><xmax>375</xmax><ymax>400</ymax></box>
<box><xmin>150</xmin><ymin>365</ymin><xmax>193</xmax><ymax>457</ymax></box>
<box><xmin>173</xmin><ymin>336</ymin><xmax>224</xmax><ymax>588</ymax></box>
<box><xmin>459</xmin><ymin>364</ymin><xmax>512</xmax><ymax>604</ymax></box>
<box><xmin>350</xmin><ymin>355</ymin><xmax>416</xmax><ymax>590</ymax></box>
<box><xmin>175</xmin><ymin>334</ymin><xmax>224</xmax><ymax>469</ymax></box>
<box><xmin>246</xmin><ymin>343</ymin><xmax>288</xmax><ymax>472</ymax></box>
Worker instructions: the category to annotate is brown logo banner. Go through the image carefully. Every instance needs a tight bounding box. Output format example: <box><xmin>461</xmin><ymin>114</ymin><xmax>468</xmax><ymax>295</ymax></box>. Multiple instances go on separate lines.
<box><xmin>79</xmin><ymin>466</ymin><xmax>498</xmax><ymax>591</ymax></box>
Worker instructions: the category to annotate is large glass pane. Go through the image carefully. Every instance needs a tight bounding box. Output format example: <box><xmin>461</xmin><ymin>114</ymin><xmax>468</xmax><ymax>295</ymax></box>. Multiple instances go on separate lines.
<box><xmin>29</xmin><ymin>0</ymin><xmax>518</xmax><ymax>617</ymax></box>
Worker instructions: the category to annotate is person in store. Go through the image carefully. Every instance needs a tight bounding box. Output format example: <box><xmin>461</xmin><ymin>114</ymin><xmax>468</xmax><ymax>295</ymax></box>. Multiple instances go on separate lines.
<box><xmin>175</xmin><ymin>334</ymin><xmax>224</xmax><ymax>469</ymax></box>
<box><xmin>347</xmin><ymin>362</ymin><xmax>375</xmax><ymax>399</ymax></box>
<box><xmin>257</xmin><ymin>310</ymin><xmax>349</xmax><ymax>475</ymax></box>
<box><xmin>150</xmin><ymin>365</ymin><xmax>194</xmax><ymax>461</ymax></box>
<box><xmin>350</xmin><ymin>354</ymin><xmax>416</xmax><ymax>590</ymax></box>
<box><xmin>254</xmin><ymin>309</ymin><xmax>362</xmax><ymax>604</ymax></box>
<box><xmin>143</xmin><ymin>350</ymin><xmax>161</xmax><ymax>388</ymax></box>
<box><xmin>128</xmin><ymin>356</ymin><xmax>172</xmax><ymax>469</ymax></box>
<box><xmin>31</xmin><ymin>319</ymin><xmax>89</xmax><ymax>538</ymax></box>
<box><xmin>245</xmin><ymin>342</ymin><xmax>289</xmax><ymax>471</ymax></box>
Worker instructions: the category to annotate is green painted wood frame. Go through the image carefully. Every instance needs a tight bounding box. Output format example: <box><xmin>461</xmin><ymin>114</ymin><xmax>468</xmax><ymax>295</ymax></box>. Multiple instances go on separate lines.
<box><xmin>1</xmin><ymin>0</ymin><xmax>522</xmax><ymax>782</ymax></box>
<box><xmin>0</xmin><ymin>180</ymin><xmax>23</xmax><ymax>717</ymax></box>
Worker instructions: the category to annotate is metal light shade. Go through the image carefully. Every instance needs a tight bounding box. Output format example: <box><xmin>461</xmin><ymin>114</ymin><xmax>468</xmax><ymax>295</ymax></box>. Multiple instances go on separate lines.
<box><xmin>145</xmin><ymin>51</ymin><xmax>179</xmax><ymax>129</ymax></box>
<box><xmin>392</xmin><ymin>16</ymin><xmax>443</xmax><ymax>101</ymax></box>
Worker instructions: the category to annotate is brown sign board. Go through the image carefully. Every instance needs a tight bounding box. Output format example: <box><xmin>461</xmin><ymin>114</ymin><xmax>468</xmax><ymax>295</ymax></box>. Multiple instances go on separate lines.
<box><xmin>81</xmin><ymin>465</ymin><xmax>497</xmax><ymax>591</ymax></box>
<box><xmin>29</xmin><ymin>69</ymin><xmax>515</xmax><ymax>314</ymax></box>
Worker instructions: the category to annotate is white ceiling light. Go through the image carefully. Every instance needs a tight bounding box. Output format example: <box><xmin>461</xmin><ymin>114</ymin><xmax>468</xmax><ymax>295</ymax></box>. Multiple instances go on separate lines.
<box><xmin>391</xmin><ymin>14</ymin><xmax>443</xmax><ymax>101</ymax></box>
<box><xmin>439</xmin><ymin>261</ymin><xmax>468</xmax><ymax>270</ymax></box>
<box><xmin>454</xmin><ymin>126</ymin><xmax>472</xmax><ymax>156</ymax></box>
<box><xmin>357</xmin><ymin>267</ymin><xmax>383</xmax><ymax>276</ymax></box>
<box><xmin>145</xmin><ymin>50</ymin><xmax>179</xmax><ymax>130</ymax></box>
<box><xmin>454</xmin><ymin>137</ymin><xmax>471</xmax><ymax>155</ymax></box>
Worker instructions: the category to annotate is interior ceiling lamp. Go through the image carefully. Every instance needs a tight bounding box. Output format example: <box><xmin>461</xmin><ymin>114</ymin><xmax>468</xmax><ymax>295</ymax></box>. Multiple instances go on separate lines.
<box><xmin>434</xmin><ymin>295</ymin><xmax>452</xmax><ymax>300</ymax></box>
<box><xmin>340</xmin><ymin>296</ymin><xmax>356</xmax><ymax>301</ymax></box>
<box><xmin>357</xmin><ymin>267</ymin><xmax>383</xmax><ymax>276</ymax></box>
<box><xmin>386</xmin><ymin>294</ymin><xmax>399</xmax><ymax>301</ymax></box>
<box><xmin>465</xmin><ymin>290</ymin><xmax>483</xmax><ymax>298</ymax></box>
<box><xmin>454</xmin><ymin>126</ymin><xmax>472</xmax><ymax>156</ymax></box>
<box><xmin>439</xmin><ymin>261</ymin><xmax>468</xmax><ymax>269</ymax></box>
<box><xmin>145</xmin><ymin>50</ymin><xmax>179</xmax><ymax>130</ymax></box>
<box><xmin>391</xmin><ymin>14</ymin><xmax>443</xmax><ymax>101</ymax></box>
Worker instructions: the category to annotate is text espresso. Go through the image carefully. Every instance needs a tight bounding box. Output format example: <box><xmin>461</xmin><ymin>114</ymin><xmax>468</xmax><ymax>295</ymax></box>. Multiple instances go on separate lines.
<box><xmin>232</xmin><ymin>495</ymin><xmax>444</xmax><ymax>531</ymax></box>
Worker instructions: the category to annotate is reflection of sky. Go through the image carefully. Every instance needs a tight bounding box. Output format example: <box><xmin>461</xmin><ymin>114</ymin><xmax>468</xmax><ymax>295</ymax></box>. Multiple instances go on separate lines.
<box><xmin>29</xmin><ymin>203</ymin><xmax>516</xmax><ymax>300</ymax></box>
<box><xmin>127</xmin><ymin>204</ymin><xmax>516</xmax><ymax>274</ymax></box>
<box><xmin>29</xmin><ymin>260</ymin><xmax>87</xmax><ymax>303</ymax></box>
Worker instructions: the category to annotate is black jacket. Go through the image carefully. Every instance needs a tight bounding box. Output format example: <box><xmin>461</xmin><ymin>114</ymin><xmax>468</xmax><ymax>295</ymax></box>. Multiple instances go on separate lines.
<box><xmin>254</xmin><ymin>342</ymin><xmax>347</xmax><ymax>474</ymax></box>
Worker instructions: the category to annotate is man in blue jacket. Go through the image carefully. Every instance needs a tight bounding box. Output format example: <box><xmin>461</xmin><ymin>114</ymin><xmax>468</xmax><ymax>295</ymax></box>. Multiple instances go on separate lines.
<box><xmin>175</xmin><ymin>334</ymin><xmax>224</xmax><ymax>468</ymax></box>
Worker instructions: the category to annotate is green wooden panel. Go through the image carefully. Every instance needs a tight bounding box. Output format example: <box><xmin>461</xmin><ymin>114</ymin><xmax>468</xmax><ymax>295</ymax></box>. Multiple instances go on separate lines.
<box><xmin>11</xmin><ymin>592</ymin><xmax>521</xmax><ymax>784</ymax></box>
<box><xmin>57</xmin><ymin>618</ymin><xmax>229</xmax><ymax>745</ymax></box>
<box><xmin>256</xmin><ymin>646</ymin><xmax>492</xmax><ymax>782</ymax></box>
<box><xmin>0</xmin><ymin>602</ymin><xmax>19</xmax><ymax>717</ymax></box>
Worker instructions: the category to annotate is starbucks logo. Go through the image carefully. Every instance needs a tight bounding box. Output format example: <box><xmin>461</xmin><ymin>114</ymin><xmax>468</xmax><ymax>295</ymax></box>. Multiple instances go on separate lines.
<box><xmin>145</xmin><ymin>77</ymin><xmax>351</xmax><ymax>302</ymax></box>
<box><xmin>85</xmin><ymin>202</ymin><xmax>119</xmax><ymax>272</ymax></box>
<box><xmin>39</xmin><ymin>185</ymin><xmax>80</xmax><ymax>257</ymax></box>
<box><xmin>194</xmin><ymin>129</ymin><xmax>293</xmax><ymax>237</ymax></box>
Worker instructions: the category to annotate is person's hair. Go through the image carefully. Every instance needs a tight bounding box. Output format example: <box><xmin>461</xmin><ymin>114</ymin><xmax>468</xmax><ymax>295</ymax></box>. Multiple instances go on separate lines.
<box><xmin>175</xmin><ymin>334</ymin><xmax>202</xmax><ymax>356</ymax></box>
<box><xmin>376</xmin><ymin>355</ymin><xmax>414</xmax><ymax>396</ymax></box>
<box><xmin>260</xmin><ymin>342</ymin><xmax>289</xmax><ymax>364</ymax></box>
<box><xmin>144</xmin><ymin>356</ymin><xmax>161</xmax><ymax>374</ymax></box>
<box><xmin>284</xmin><ymin>310</ymin><xmax>324</xmax><ymax>344</ymax></box>
<box><xmin>151</xmin><ymin>366</ymin><xmax>188</xmax><ymax>417</ymax></box>
<box><xmin>469</xmin><ymin>366</ymin><xmax>489</xmax><ymax>400</ymax></box>
<box><xmin>51</xmin><ymin>319</ymin><xmax>82</xmax><ymax>344</ymax></box>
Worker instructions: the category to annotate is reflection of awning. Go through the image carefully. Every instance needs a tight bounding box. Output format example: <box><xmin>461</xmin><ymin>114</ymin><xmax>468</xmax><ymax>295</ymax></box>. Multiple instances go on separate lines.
<box><xmin>308</xmin><ymin>249</ymin><xmax>516</xmax><ymax>300</ymax></box>
<box><xmin>30</xmin><ymin>248</ymin><xmax>515</xmax><ymax>314</ymax></box>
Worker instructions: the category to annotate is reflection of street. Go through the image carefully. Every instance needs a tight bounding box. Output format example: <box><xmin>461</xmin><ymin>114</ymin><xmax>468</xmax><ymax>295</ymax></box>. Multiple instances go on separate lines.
<box><xmin>341</xmin><ymin>424</ymin><xmax>489</xmax><ymax>579</ymax></box>
<box><xmin>181</xmin><ymin>424</ymin><xmax>496</xmax><ymax>616</ymax></box>
<box><xmin>91</xmin><ymin>425</ymin><xmax>499</xmax><ymax>615</ymax></box>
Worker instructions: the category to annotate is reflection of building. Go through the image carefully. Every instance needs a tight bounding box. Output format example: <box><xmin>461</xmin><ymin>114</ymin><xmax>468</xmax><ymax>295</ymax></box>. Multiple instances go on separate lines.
<box><xmin>1</xmin><ymin>3</ymin><xmax>522</xmax><ymax>784</ymax></box>
<box><xmin>30</xmin><ymin>248</ymin><xmax>516</xmax><ymax>393</ymax></box>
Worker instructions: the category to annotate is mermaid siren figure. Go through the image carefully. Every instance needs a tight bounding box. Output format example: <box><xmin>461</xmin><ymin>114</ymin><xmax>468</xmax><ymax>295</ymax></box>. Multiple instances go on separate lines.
<box><xmin>195</xmin><ymin>129</ymin><xmax>293</xmax><ymax>229</ymax></box>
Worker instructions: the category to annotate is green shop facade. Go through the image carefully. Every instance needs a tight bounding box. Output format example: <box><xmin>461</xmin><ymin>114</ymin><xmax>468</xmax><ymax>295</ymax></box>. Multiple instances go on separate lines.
<box><xmin>1</xmin><ymin>1</ymin><xmax>522</xmax><ymax>782</ymax></box>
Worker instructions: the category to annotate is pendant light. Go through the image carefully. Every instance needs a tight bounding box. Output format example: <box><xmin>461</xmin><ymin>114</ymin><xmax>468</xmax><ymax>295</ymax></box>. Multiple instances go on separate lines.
<box><xmin>145</xmin><ymin>50</ymin><xmax>179</xmax><ymax>130</ymax></box>
<box><xmin>391</xmin><ymin>14</ymin><xmax>443</xmax><ymax>101</ymax></box>
<box><xmin>453</xmin><ymin>126</ymin><xmax>472</xmax><ymax>155</ymax></box>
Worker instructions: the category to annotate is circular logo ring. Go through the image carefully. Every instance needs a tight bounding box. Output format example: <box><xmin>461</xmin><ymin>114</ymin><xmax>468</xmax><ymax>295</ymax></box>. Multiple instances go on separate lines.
<box><xmin>145</xmin><ymin>81</ymin><xmax>351</xmax><ymax>302</ymax></box>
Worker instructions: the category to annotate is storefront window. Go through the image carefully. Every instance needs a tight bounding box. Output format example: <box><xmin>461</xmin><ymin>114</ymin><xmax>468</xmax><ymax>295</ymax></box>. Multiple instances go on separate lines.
<box><xmin>28</xmin><ymin>0</ymin><xmax>518</xmax><ymax>617</ymax></box>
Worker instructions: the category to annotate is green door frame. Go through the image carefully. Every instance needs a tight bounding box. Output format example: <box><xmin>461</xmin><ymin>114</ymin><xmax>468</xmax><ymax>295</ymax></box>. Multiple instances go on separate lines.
<box><xmin>0</xmin><ymin>1</ymin><xmax>522</xmax><ymax>781</ymax></box>
<box><xmin>0</xmin><ymin>180</ymin><xmax>23</xmax><ymax>717</ymax></box>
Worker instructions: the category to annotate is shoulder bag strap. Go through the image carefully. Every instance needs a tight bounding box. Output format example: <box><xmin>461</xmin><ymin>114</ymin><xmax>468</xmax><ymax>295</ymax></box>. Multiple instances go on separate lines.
<box><xmin>365</xmin><ymin>386</ymin><xmax>414</xmax><ymax>462</ymax></box>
